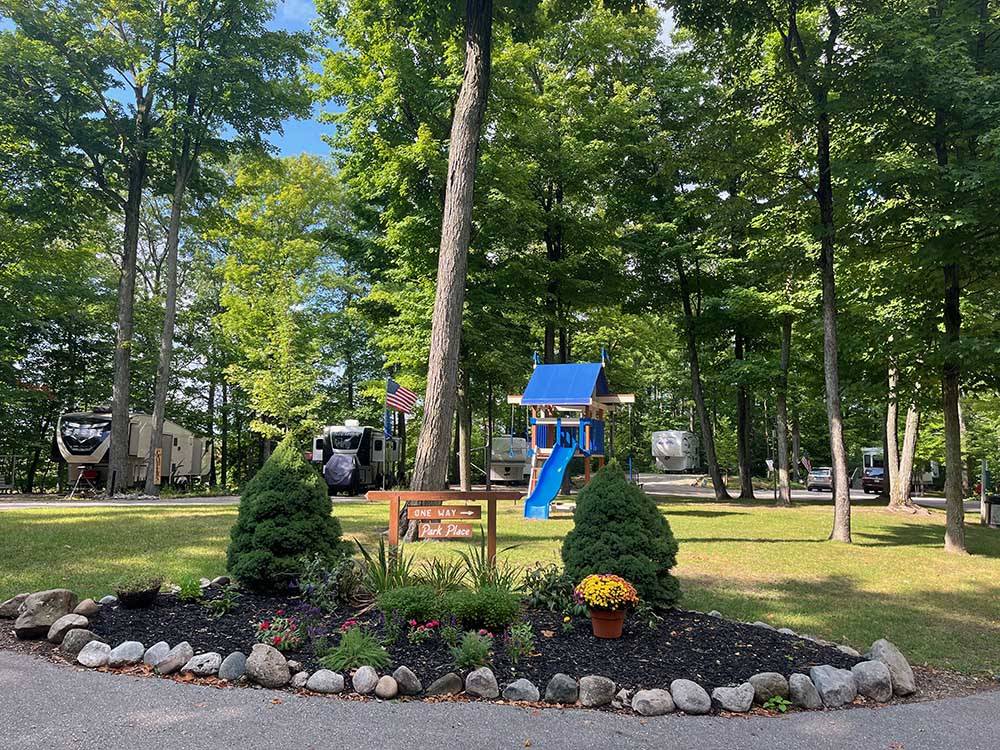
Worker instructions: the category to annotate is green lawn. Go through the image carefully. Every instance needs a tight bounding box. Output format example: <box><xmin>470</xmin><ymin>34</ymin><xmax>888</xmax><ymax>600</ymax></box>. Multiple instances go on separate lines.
<box><xmin>3</xmin><ymin>498</ymin><xmax>999</xmax><ymax>675</ymax></box>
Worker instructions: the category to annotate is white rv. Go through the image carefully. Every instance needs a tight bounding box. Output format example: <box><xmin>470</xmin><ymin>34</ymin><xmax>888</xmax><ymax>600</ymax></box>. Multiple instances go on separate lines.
<box><xmin>652</xmin><ymin>430</ymin><xmax>700</xmax><ymax>472</ymax></box>
<box><xmin>312</xmin><ymin>420</ymin><xmax>399</xmax><ymax>494</ymax></box>
<box><xmin>54</xmin><ymin>410</ymin><xmax>210</xmax><ymax>489</ymax></box>
<box><xmin>489</xmin><ymin>436</ymin><xmax>530</xmax><ymax>484</ymax></box>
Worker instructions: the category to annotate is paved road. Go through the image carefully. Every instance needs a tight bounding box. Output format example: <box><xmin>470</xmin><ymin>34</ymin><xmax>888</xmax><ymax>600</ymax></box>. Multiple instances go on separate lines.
<box><xmin>1</xmin><ymin>651</ymin><xmax>998</xmax><ymax>750</ymax></box>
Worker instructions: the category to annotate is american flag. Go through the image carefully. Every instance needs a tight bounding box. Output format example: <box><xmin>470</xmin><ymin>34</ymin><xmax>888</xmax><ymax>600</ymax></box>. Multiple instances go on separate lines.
<box><xmin>386</xmin><ymin>377</ymin><xmax>418</xmax><ymax>413</ymax></box>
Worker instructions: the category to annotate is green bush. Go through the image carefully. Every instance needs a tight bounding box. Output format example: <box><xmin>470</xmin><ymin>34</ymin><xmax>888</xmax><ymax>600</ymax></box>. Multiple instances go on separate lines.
<box><xmin>319</xmin><ymin>626</ymin><xmax>390</xmax><ymax>671</ymax></box>
<box><xmin>226</xmin><ymin>435</ymin><xmax>342</xmax><ymax>591</ymax></box>
<box><xmin>442</xmin><ymin>587</ymin><xmax>522</xmax><ymax>631</ymax></box>
<box><xmin>561</xmin><ymin>462</ymin><xmax>681</xmax><ymax>609</ymax></box>
<box><xmin>376</xmin><ymin>585</ymin><xmax>441</xmax><ymax>622</ymax></box>
<box><xmin>450</xmin><ymin>630</ymin><xmax>493</xmax><ymax>670</ymax></box>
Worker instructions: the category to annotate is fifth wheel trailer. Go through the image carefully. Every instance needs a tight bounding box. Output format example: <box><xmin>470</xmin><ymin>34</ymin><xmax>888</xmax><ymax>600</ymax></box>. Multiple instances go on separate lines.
<box><xmin>652</xmin><ymin>430</ymin><xmax>700</xmax><ymax>472</ymax></box>
<box><xmin>53</xmin><ymin>410</ymin><xmax>210</xmax><ymax>489</ymax></box>
<box><xmin>311</xmin><ymin>421</ymin><xmax>399</xmax><ymax>494</ymax></box>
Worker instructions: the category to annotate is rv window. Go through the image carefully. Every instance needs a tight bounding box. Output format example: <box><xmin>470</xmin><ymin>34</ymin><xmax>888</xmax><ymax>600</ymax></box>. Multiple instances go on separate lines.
<box><xmin>374</xmin><ymin>439</ymin><xmax>383</xmax><ymax>451</ymax></box>
<box><xmin>330</xmin><ymin>430</ymin><xmax>363</xmax><ymax>451</ymax></box>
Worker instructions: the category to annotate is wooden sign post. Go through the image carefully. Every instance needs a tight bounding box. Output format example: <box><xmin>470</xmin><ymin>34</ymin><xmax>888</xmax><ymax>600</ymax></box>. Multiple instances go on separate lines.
<box><xmin>367</xmin><ymin>490</ymin><xmax>521</xmax><ymax>562</ymax></box>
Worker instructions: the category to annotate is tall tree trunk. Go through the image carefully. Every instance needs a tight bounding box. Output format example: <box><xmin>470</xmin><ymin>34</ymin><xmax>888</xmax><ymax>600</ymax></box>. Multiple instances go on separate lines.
<box><xmin>736</xmin><ymin>332</ymin><xmax>755</xmax><ymax>500</ymax></box>
<box><xmin>221</xmin><ymin>380</ymin><xmax>229</xmax><ymax>489</ymax></box>
<box><xmin>458</xmin><ymin>368</ymin><xmax>472</xmax><ymax>491</ymax></box>
<box><xmin>942</xmin><ymin>261</ymin><xmax>967</xmax><ymax>553</ymax></box>
<box><xmin>410</xmin><ymin>0</ymin><xmax>492</xmax><ymax>491</ymax></box>
<box><xmin>890</xmin><ymin>403</ymin><xmax>920</xmax><ymax>510</ymax></box>
<box><xmin>207</xmin><ymin>369</ymin><xmax>217</xmax><ymax>487</ymax></box>
<box><xmin>816</xmin><ymin>107</ymin><xmax>851</xmax><ymax>542</ymax></box>
<box><xmin>791</xmin><ymin>411</ymin><xmax>802</xmax><ymax>482</ymax></box>
<box><xmin>677</xmin><ymin>260</ymin><xmax>730</xmax><ymax>501</ymax></box>
<box><xmin>108</xmin><ymin>152</ymin><xmax>149</xmax><ymax>494</ymax></box>
<box><xmin>145</xmin><ymin>140</ymin><xmax>193</xmax><ymax>495</ymax></box>
<box><xmin>886</xmin><ymin>365</ymin><xmax>900</xmax><ymax>501</ymax></box>
<box><xmin>775</xmin><ymin>314</ymin><xmax>792</xmax><ymax>506</ymax></box>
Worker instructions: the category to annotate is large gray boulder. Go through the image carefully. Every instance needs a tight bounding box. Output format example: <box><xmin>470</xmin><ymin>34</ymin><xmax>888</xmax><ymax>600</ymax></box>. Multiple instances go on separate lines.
<box><xmin>245</xmin><ymin>643</ymin><xmax>290</xmax><ymax>688</ymax></box>
<box><xmin>181</xmin><ymin>652</ymin><xmax>222</xmax><ymax>676</ymax></box>
<box><xmin>503</xmin><ymin>678</ymin><xmax>540</xmax><ymax>702</ymax></box>
<box><xmin>14</xmin><ymin>589</ymin><xmax>78</xmax><ymax>639</ymax></box>
<box><xmin>579</xmin><ymin>675</ymin><xmax>616</xmax><ymax>707</ymax></box>
<box><xmin>143</xmin><ymin>641</ymin><xmax>170</xmax><ymax>667</ymax></box>
<box><xmin>852</xmin><ymin>660</ymin><xmax>893</xmax><ymax>702</ymax></box>
<box><xmin>352</xmin><ymin>666</ymin><xmax>379</xmax><ymax>694</ymax></box>
<box><xmin>749</xmin><ymin>672</ymin><xmax>789</xmax><ymax>704</ymax></box>
<box><xmin>307</xmin><ymin>669</ymin><xmax>345</xmax><ymax>694</ymax></box>
<box><xmin>465</xmin><ymin>667</ymin><xmax>499</xmax><ymax>699</ymax></box>
<box><xmin>218</xmin><ymin>651</ymin><xmax>247</xmax><ymax>681</ymax></box>
<box><xmin>869</xmin><ymin>639</ymin><xmax>916</xmax><ymax>696</ymax></box>
<box><xmin>47</xmin><ymin>614</ymin><xmax>89</xmax><ymax>644</ymax></box>
<box><xmin>154</xmin><ymin>642</ymin><xmax>194</xmax><ymax>675</ymax></box>
<box><xmin>631</xmin><ymin>689</ymin><xmax>675</xmax><ymax>716</ymax></box>
<box><xmin>711</xmin><ymin>682</ymin><xmax>754</xmax><ymax>713</ymax></box>
<box><xmin>74</xmin><ymin>599</ymin><xmax>100</xmax><ymax>617</ymax></box>
<box><xmin>108</xmin><ymin>641</ymin><xmax>146</xmax><ymax>667</ymax></box>
<box><xmin>77</xmin><ymin>641</ymin><xmax>111</xmax><ymax>668</ymax></box>
<box><xmin>425</xmin><ymin>672</ymin><xmax>463</xmax><ymax>696</ymax></box>
<box><xmin>61</xmin><ymin>629</ymin><xmax>103</xmax><ymax>657</ymax></box>
<box><xmin>0</xmin><ymin>593</ymin><xmax>29</xmax><ymax>619</ymax></box>
<box><xmin>810</xmin><ymin>665</ymin><xmax>858</xmax><ymax>708</ymax></box>
<box><xmin>670</xmin><ymin>679</ymin><xmax>711</xmax><ymax>715</ymax></box>
<box><xmin>393</xmin><ymin>665</ymin><xmax>422</xmax><ymax>695</ymax></box>
<box><xmin>788</xmin><ymin>673</ymin><xmax>822</xmax><ymax>709</ymax></box>
<box><xmin>544</xmin><ymin>673</ymin><xmax>578</xmax><ymax>703</ymax></box>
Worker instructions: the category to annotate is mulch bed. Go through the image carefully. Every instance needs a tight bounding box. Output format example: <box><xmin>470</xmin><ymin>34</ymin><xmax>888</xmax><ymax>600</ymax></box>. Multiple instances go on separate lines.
<box><xmin>82</xmin><ymin>588</ymin><xmax>861</xmax><ymax>692</ymax></box>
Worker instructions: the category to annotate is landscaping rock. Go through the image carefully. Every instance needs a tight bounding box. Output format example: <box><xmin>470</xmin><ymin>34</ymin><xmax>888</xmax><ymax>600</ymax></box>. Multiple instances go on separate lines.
<box><xmin>199</xmin><ymin>577</ymin><xmax>212</xmax><ymax>589</ymax></box>
<box><xmin>0</xmin><ymin>593</ymin><xmax>29</xmax><ymax>618</ymax></box>
<box><xmin>711</xmin><ymin>682</ymin><xmax>754</xmax><ymax>713</ymax></box>
<box><xmin>290</xmin><ymin>671</ymin><xmax>309</xmax><ymax>689</ymax></box>
<box><xmin>544</xmin><ymin>673</ymin><xmax>578</xmax><ymax>703</ymax></box>
<box><xmin>752</xmin><ymin>621</ymin><xmax>775</xmax><ymax>631</ymax></box>
<box><xmin>789</xmin><ymin>673</ymin><xmax>822</xmax><ymax>709</ymax></box>
<box><xmin>108</xmin><ymin>641</ymin><xmax>145</xmax><ymax>667</ymax></box>
<box><xmin>375</xmin><ymin>675</ymin><xmax>398</xmax><ymax>699</ymax></box>
<box><xmin>393</xmin><ymin>665</ymin><xmax>422</xmax><ymax>695</ymax></box>
<box><xmin>612</xmin><ymin>688</ymin><xmax>632</xmax><ymax>709</ymax></box>
<box><xmin>465</xmin><ymin>667</ymin><xmax>500</xmax><ymax>699</ymax></box>
<box><xmin>74</xmin><ymin>599</ymin><xmax>100</xmax><ymax>617</ymax></box>
<box><xmin>852</xmin><ymin>660</ymin><xmax>893</xmax><ymax>702</ymax></box>
<box><xmin>61</xmin><ymin>629</ymin><xmax>103</xmax><ymax>657</ymax></box>
<box><xmin>77</xmin><ymin>641</ymin><xmax>111</xmax><ymax>668</ymax></box>
<box><xmin>777</xmin><ymin>627</ymin><xmax>797</xmax><ymax>636</ymax></box>
<box><xmin>13</xmin><ymin>589</ymin><xmax>78</xmax><ymax>639</ymax></box>
<box><xmin>218</xmin><ymin>652</ymin><xmax>247</xmax><ymax>681</ymax></box>
<box><xmin>306</xmin><ymin>669</ymin><xmax>344</xmax><ymax>694</ymax></box>
<box><xmin>869</xmin><ymin>639</ymin><xmax>916</xmax><ymax>696</ymax></box>
<box><xmin>245</xmin><ymin>643</ymin><xmax>290</xmax><ymax>688</ymax></box>
<box><xmin>837</xmin><ymin>644</ymin><xmax>861</xmax><ymax>658</ymax></box>
<box><xmin>579</xmin><ymin>675</ymin><xmax>616</xmax><ymax>707</ymax></box>
<box><xmin>670</xmin><ymin>679</ymin><xmax>711</xmax><ymax>715</ymax></box>
<box><xmin>210</xmin><ymin>576</ymin><xmax>231</xmax><ymax>587</ymax></box>
<box><xmin>425</xmin><ymin>672</ymin><xmax>463</xmax><ymax>696</ymax></box>
<box><xmin>143</xmin><ymin>641</ymin><xmax>170</xmax><ymax>667</ymax></box>
<box><xmin>154</xmin><ymin>642</ymin><xmax>194</xmax><ymax>675</ymax></box>
<box><xmin>47</xmin><ymin>614</ymin><xmax>89</xmax><ymax>644</ymax></box>
<box><xmin>503</xmin><ymin>678</ymin><xmax>540</xmax><ymax>702</ymax></box>
<box><xmin>352</xmin><ymin>666</ymin><xmax>379</xmax><ymax>694</ymax></box>
<box><xmin>707</xmin><ymin>610</ymin><xmax>722</xmax><ymax>618</ymax></box>
<box><xmin>287</xmin><ymin>660</ymin><xmax>303</xmax><ymax>673</ymax></box>
<box><xmin>749</xmin><ymin>672</ymin><xmax>789</xmax><ymax>704</ymax></box>
<box><xmin>631</xmin><ymin>689</ymin><xmax>675</xmax><ymax>716</ymax></box>
<box><xmin>810</xmin><ymin>665</ymin><xmax>858</xmax><ymax>708</ymax></box>
<box><xmin>182</xmin><ymin>652</ymin><xmax>222</xmax><ymax>676</ymax></box>
<box><xmin>99</xmin><ymin>595</ymin><xmax>117</xmax><ymax>606</ymax></box>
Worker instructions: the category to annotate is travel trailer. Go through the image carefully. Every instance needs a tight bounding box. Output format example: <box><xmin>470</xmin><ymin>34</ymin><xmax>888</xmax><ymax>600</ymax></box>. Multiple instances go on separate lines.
<box><xmin>311</xmin><ymin>420</ymin><xmax>399</xmax><ymax>494</ymax></box>
<box><xmin>489</xmin><ymin>436</ymin><xmax>530</xmax><ymax>484</ymax></box>
<box><xmin>53</xmin><ymin>410</ymin><xmax>210</xmax><ymax>489</ymax></box>
<box><xmin>652</xmin><ymin>430</ymin><xmax>700</xmax><ymax>472</ymax></box>
<box><xmin>859</xmin><ymin>446</ymin><xmax>941</xmax><ymax>492</ymax></box>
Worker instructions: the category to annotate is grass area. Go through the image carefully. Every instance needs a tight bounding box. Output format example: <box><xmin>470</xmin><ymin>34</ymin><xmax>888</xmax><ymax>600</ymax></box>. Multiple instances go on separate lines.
<box><xmin>2</xmin><ymin>498</ymin><xmax>999</xmax><ymax>674</ymax></box>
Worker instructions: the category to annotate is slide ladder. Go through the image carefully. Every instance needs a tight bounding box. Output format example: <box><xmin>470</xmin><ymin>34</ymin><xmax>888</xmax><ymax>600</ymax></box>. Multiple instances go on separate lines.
<box><xmin>523</xmin><ymin>443</ymin><xmax>575</xmax><ymax>520</ymax></box>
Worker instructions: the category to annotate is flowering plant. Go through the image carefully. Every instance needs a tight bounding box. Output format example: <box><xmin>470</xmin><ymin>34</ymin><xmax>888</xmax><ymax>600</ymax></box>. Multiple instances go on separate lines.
<box><xmin>256</xmin><ymin>610</ymin><xmax>305</xmax><ymax>651</ymax></box>
<box><xmin>406</xmin><ymin>619</ymin><xmax>439</xmax><ymax>645</ymax></box>
<box><xmin>573</xmin><ymin>574</ymin><xmax>639</xmax><ymax>611</ymax></box>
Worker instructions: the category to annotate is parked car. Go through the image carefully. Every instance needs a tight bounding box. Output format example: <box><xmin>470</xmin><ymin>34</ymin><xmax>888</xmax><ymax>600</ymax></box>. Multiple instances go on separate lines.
<box><xmin>862</xmin><ymin>466</ymin><xmax>886</xmax><ymax>494</ymax></box>
<box><xmin>807</xmin><ymin>466</ymin><xmax>834</xmax><ymax>491</ymax></box>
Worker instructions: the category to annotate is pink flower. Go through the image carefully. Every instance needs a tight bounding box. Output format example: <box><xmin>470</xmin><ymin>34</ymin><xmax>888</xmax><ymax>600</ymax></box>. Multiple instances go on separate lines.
<box><xmin>409</xmin><ymin>619</ymin><xmax>417</xmax><ymax>627</ymax></box>
<box><xmin>260</xmin><ymin>620</ymin><xmax>271</xmax><ymax>630</ymax></box>
<box><xmin>273</xmin><ymin>635</ymin><xmax>282</xmax><ymax>645</ymax></box>
<box><xmin>276</xmin><ymin>609</ymin><xmax>285</xmax><ymax>616</ymax></box>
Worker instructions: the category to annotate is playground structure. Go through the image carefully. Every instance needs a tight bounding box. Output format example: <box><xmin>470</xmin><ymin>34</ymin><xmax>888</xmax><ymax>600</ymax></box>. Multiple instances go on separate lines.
<box><xmin>508</xmin><ymin>361</ymin><xmax>634</xmax><ymax>519</ymax></box>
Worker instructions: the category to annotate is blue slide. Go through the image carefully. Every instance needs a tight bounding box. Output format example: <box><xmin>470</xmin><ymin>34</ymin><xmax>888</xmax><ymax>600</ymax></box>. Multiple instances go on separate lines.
<box><xmin>523</xmin><ymin>444</ymin><xmax>575</xmax><ymax>520</ymax></box>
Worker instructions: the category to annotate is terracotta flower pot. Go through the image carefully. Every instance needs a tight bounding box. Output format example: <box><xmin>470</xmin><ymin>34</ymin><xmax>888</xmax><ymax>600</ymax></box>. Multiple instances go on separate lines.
<box><xmin>589</xmin><ymin>607</ymin><xmax>625</xmax><ymax>639</ymax></box>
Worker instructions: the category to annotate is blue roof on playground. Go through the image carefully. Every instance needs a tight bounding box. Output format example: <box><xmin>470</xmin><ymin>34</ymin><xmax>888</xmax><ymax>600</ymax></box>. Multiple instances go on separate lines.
<box><xmin>520</xmin><ymin>363</ymin><xmax>611</xmax><ymax>406</ymax></box>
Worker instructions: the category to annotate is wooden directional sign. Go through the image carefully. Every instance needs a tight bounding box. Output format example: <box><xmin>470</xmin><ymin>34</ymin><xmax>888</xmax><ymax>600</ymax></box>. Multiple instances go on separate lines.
<box><xmin>418</xmin><ymin>521</ymin><xmax>474</xmax><ymax>539</ymax></box>
<box><xmin>407</xmin><ymin>505</ymin><xmax>481</xmax><ymax>521</ymax></box>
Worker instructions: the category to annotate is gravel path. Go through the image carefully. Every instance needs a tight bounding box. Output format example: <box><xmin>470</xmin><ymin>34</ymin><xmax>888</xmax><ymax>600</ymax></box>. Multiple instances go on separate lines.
<box><xmin>2</xmin><ymin>650</ymin><xmax>999</xmax><ymax>750</ymax></box>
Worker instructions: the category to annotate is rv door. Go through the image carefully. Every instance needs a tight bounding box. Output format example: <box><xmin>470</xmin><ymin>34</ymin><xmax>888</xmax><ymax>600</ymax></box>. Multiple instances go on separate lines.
<box><xmin>312</xmin><ymin>436</ymin><xmax>325</xmax><ymax>463</ymax></box>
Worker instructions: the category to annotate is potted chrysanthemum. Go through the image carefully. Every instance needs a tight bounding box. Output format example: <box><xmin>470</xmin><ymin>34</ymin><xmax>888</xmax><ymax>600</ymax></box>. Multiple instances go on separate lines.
<box><xmin>573</xmin><ymin>574</ymin><xmax>639</xmax><ymax>638</ymax></box>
